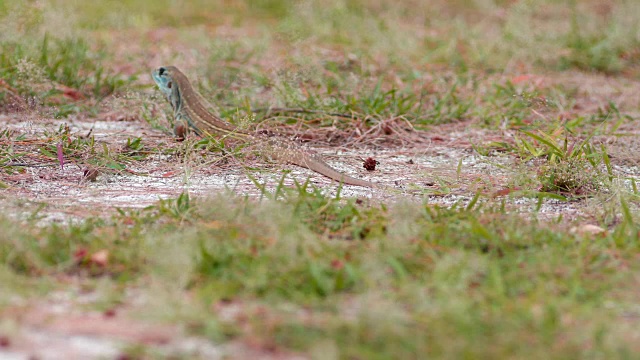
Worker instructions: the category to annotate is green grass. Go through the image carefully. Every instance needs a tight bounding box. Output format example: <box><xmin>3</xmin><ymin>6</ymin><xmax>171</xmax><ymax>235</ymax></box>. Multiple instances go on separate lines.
<box><xmin>2</xmin><ymin>190</ymin><xmax>639</xmax><ymax>358</ymax></box>
<box><xmin>0</xmin><ymin>35</ymin><xmax>131</xmax><ymax>103</ymax></box>
<box><xmin>1</xmin><ymin>0</ymin><xmax>640</xmax><ymax>358</ymax></box>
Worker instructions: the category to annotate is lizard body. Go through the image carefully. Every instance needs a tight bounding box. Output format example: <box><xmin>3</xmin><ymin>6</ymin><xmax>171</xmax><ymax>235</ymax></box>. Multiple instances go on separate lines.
<box><xmin>152</xmin><ymin>66</ymin><xmax>380</xmax><ymax>188</ymax></box>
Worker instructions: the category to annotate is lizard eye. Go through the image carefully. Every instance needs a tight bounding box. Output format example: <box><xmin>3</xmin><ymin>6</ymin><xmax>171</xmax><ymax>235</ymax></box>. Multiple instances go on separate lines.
<box><xmin>167</xmin><ymin>81</ymin><xmax>172</xmax><ymax>89</ymax></box>
<box><xmin>158</xmin><ymin>67</ymin><xmax>166</xmax><ymax>75</ymax></box>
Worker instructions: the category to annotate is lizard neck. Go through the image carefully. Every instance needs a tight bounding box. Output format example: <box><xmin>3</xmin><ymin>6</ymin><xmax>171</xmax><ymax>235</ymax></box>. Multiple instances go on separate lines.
<box><xmin>169</xmin><ymin>81</ymin><xmax>183</xmax><ymax>116</ymax></box>
<box><xmin>171</xmin><ymin>70</ymin><xmax>244</xmax><ymax>137</ymax></box>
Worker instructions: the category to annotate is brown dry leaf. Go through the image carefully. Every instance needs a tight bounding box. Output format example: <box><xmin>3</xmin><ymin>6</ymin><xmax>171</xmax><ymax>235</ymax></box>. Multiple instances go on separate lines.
<box><xmin>493</xmin><ymin>187</ymin><xmax>521</xmax><ymax>197</ymax></box>
<box><xmin>330</xmin><ymin>259</ymin><xmax>344</xmax><ymax>270</ymax></box>
<box><xmin>511</xmin><ymin>74</ymin><xmax>534</xmax><ymax>84</ymax></box>
<box><xmin>203</xmin><ymin>221</ymin><xmax>223</xmax><ymax>230</ymax></box>
<box><xmin>511</xmin><ymin>74</ymin><xmax>545</xmax><ymax>87</ymax></box>
<box><xmin>0</xmin><ymin>335</ymin><xmax>10</xmax><ymax>348</ymax></box>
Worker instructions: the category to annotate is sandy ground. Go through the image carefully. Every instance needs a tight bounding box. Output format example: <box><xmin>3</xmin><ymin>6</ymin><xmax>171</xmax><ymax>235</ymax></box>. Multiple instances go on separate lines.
<box><xmin>1</xmin><ymin>76</ymin><xmax>639</xmax><ymax>358</ymax></box>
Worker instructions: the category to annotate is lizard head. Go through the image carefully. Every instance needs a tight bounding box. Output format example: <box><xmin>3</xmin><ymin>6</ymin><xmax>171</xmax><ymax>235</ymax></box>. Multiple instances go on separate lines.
<box><xmin>151</xmin><ymin>66</ymin><xmax>179</xmax><ymax>101</ymax></box>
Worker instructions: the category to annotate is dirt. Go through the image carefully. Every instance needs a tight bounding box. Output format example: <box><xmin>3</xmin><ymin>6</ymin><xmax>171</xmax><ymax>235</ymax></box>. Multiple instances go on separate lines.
<box><xmin>3</xmin><ymin>101</ymin><xmax>633</xmax><ymax>226</ymax></box>
<box><xmin>1</xmin><ymin>285</ymin><xmax>303</xmax><ymax>359</ymax></box>
<box><xmin>2</xmin><ymin>69</ymin><xmax>640</xmax><ymax>360</ymax></box>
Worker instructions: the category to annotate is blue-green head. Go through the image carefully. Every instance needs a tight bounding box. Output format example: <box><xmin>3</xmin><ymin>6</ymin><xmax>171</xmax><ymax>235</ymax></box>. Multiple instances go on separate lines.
<box><xmin>151</xmin><ymin>66</ymin><xmax>175</xmax><ymax>99</ymax></box>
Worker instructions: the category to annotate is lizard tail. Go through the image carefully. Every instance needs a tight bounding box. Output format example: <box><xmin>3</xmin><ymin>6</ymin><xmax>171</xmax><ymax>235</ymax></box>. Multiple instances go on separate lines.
<box><xmin>296</xmin><ymin>153</ymin><xmax>379</xmax><ymax>188</ymax></box>
<box><xmin>260</xmin><ymin>137</ymin><xmax>380</xmax><ymax>188</ymax></box>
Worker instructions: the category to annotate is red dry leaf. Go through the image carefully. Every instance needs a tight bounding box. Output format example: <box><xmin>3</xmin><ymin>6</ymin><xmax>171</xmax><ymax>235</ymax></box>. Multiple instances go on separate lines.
<box><xmin>74</xmin><ymin>248</ymin><xmax>89</xmax><ymax>261</ymax></box>
<box><xmin>511</xmin><ymin>74</ymin><xmax>544</xmax><ymax>87</ymax></box>
<box><xmin>331</xmin><ymin>259</ymin><xmax>344</xmax><ymax>270</ymax></box>
<box><xmin>511</xmin><ymin>74</ymin><xmax>534</xmax><ymax>84</ymax></box>
<box><xmin>56</xmin><ymin>85</ymin><xmax>85</xmax><ymax>101</ymax></box>
<box><xmin>0</xmin><ymin>335</ymin><xmax>10</xmax><ymax>348</ymax></box>
<box><xmin>493</xmin><ymin>187</ymin><xmax>521</xmax><ymax>197</ymax></box>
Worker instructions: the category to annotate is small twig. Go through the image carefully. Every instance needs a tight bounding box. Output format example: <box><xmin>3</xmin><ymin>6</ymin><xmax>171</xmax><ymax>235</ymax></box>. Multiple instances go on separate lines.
<box><xmin>0</xmin><ymin>139</ymin><xmax>52</xmax><ymax>145</ymax></box>
<box><xmin>3</xmin><ymin>162</ymin><xmax>53</xmax><ymax>167</ymax></box>
<box><xmin>252</xmin><ymin>107</ymin><xmax>357</xmax><ymax>119</ymax></box>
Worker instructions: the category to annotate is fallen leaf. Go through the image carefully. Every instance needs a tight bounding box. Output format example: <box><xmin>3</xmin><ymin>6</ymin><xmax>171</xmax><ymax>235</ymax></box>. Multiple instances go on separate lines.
<box><xmin>74</xmin><ymin>248</ymin><xmax>88</xmax><ymax>261</ymax></box>
<box><xmin>493</xmin><ymin>187</ymin><xmax>521</xmax><ymax>197</ymax></box>
<box><xmin>331</xmin><ymin>259</ymin><xmax>344</xmax><ymax>270</ymax></box>
<box><xmin>56</xmin><ymin>84</ymin><xmax>85</xmax><ymax>101</ymax></box>
<box><xmin>512</xmin><ymin>74</ymin><xmax>534</xmax><ymax>84</ymax></box>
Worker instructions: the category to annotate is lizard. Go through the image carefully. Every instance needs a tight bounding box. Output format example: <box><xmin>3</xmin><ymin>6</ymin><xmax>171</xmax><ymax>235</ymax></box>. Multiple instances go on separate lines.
<box><xmin>151</xmin><ymin>65</ymin><xmax>382</xmax><ymax>188</ymax></box>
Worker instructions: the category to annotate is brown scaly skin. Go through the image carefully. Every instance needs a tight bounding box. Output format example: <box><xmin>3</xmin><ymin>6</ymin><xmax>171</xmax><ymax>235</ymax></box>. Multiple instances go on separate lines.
<box><xmin>152</xmin><ymin>65</ymin><xmax>382</xmax><ymax>188</ymax></box>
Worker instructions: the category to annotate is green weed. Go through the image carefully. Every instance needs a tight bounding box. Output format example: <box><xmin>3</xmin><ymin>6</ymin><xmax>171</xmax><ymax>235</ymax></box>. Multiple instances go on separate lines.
<box><xmin>1</xmin><ymin>0</ymin><xmax>640</xmax><ymax>358</ymax></box>
<box><xmin>4</xmin><ymin>190</ymin><xmax>638</xmax><ymax>356</ymax></box>
<box><xmin>0</xmin><ymin>33</ymin><xmax>131</xmax><ymax>107</ymax></box>
<box><xmin>512</xmin><ymin>127</ymin><xmax>610</xmax><ymax>196</ymax></box>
